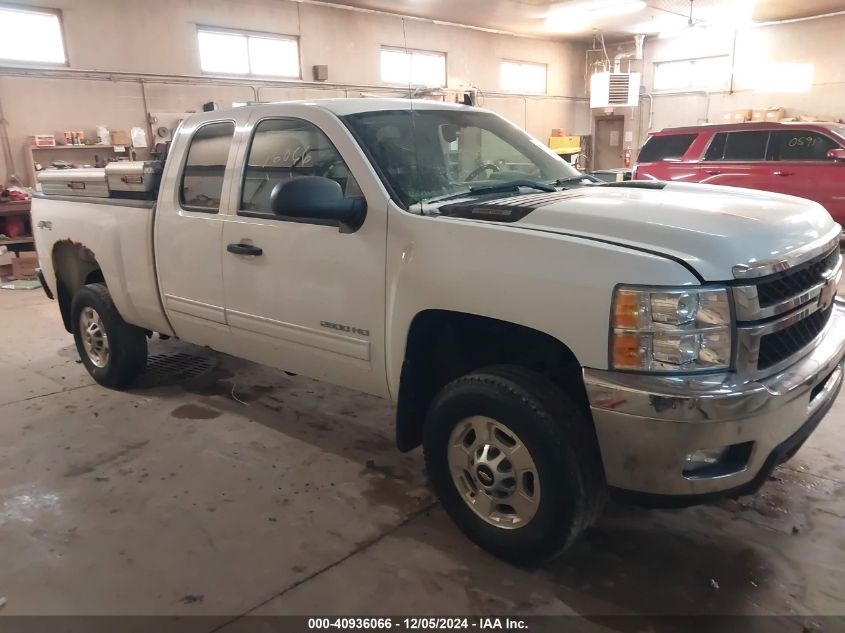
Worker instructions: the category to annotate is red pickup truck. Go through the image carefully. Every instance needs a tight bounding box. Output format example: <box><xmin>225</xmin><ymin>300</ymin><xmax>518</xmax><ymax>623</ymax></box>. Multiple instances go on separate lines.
<box><xmin>633</xmin><ymin>122</ymin><xmax>845</xmax><ymax>225</ymax></box>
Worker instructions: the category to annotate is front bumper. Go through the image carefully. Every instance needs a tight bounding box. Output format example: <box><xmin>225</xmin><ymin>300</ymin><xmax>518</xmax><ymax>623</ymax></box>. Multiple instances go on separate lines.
<box><xmin>583</xmin><ymin>302</ymin><xmax>845</xmax><ymax>499</ymax></box>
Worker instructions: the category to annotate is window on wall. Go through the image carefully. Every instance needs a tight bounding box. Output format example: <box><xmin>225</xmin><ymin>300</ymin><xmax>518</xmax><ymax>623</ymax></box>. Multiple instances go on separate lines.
<box><xmin>653</xmin><ymin>56</ymin><xmax>730</xmax><ymax>91</ymax></box>
<box><xmin>380</xmin><ymin>47</ymin><xmax>446</xmax><ymax>87</ymax></box>
<box><xmin>197</xmin><ymin>28</ymin><xmax>299</xmax><ymax>78</ymax></box>
<box><xmin>0</xmin><ymin>5</ymin><xmax>65</xmax><ymax>64</ymax></box>
<box><xmin>500</xmin><ymin>61</ymin><xmax>547</xmax><ymax>94</ymax></box>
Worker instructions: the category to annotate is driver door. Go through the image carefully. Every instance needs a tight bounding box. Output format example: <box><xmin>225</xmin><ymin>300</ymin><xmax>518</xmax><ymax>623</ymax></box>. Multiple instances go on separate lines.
<box><xmin>219</xmin><ymin>106</ymin><xmax>388</xmax><ymax>397</ymax></box>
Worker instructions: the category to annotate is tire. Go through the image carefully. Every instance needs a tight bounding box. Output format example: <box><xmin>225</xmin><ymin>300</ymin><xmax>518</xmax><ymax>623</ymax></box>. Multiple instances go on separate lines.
<box><xmin>71</xmin><ymin>283</ymin><xmax>148</xmax><ymax>389</ymax></box>
<box><xmin>423</xmin><ymin>365</ymin><xmax>606</xmax><ymax>563</ymax></box>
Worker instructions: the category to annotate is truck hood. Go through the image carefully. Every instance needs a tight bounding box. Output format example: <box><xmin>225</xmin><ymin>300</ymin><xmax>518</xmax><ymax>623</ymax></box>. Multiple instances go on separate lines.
<box><xmin>510</xmin><ymin>182</ymin><xmax>839</xmax><ymax>281</ymax></box>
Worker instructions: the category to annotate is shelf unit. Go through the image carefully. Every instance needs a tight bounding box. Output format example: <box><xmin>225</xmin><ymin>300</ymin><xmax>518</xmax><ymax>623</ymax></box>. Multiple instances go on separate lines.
<box><xmin>0</xmin><ymin>200</ymin><xmax>34</xmax><ymax>268</ymax></box>
<box><xmin>0</xmin><ymin>200</ymin><xmax>32</xmax><ymax>215</ymax></box>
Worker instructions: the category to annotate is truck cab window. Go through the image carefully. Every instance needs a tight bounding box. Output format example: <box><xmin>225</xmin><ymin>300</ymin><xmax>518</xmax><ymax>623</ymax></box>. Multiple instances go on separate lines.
<box><xmin>180</xmin><ymin>121</ymin><xmax>235</xmax><ymax>213</ymax></box>
<box><xmin>241</xmin><ymin>118</ymin><xmax>353</xmax><ymax>216</ymax></box>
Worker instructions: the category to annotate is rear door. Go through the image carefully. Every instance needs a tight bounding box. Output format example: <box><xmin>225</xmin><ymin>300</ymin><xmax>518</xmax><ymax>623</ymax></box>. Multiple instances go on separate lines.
<box><xmin>767</xmin><ymin>129</ymin><xmax>845</xmax><ymax>222</ymax></box>
<box><xmin>155</xmin><ymin>115</ymin><xmax>244</xmax><ymax>347</ymax></box>
<box><xmin>698</xmin><ymin>130</ymin><xmax>773</xmax><ymax>191</ymax></box>
<box><xmin>633</xmin><ymin>133</ymin><xmax>699</xmax><ymax>181</ymax></box>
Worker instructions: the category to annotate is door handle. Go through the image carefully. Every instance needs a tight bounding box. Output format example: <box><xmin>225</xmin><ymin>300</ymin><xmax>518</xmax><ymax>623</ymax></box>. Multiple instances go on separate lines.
<box><xmin>227</xmin><ymin>243</ymin><xmax>263</xmax><ymax>256</ymax></box>
<box><xmin>704</xmin><ymin>169</ymin><xmax>721</xmax><ymax>175</ymax></box>
<box><xmin>773</xmin><ymin>170</ymin><xmax>794</xmax><ymax>176</ymax></box>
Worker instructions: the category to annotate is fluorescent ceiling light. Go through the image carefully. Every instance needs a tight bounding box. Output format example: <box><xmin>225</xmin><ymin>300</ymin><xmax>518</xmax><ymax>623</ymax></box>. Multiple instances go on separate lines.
<box><xmin>628</xmin><ymin>15</ymin><xmax>681</xmax><ymax>35</ymax></box>
<box><xmin>545</xmin><ymin>0</ymin><xmax>646</xmax><ymax>33</ymax></box>
<box><xmin>697</xmin><ymin>0</ymin><xmax>755</xmax><ymax>28</ymax></box>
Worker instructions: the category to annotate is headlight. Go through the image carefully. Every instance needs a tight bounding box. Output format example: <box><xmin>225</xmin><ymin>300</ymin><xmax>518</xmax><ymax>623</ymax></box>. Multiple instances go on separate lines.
<box><xmin>611</xmin><ymin>286</ymin><xmax>732</xmax><ymax>372</ymax></box>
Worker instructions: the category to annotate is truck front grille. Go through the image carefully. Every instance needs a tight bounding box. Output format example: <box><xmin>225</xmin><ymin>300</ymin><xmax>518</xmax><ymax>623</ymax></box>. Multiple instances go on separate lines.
<box><xmin>734</xmin><ymin>244</ymin><xmax>841</xmax><ymax>378</ymax></box>
<box><xmin>756</xmin><ymin>248</ymin><xmax>840</xmax><ymax>308</ymax></box>
<box><xmin>757</xmin><ymin>304</ymin><xmax>834</xmax><ymax>370</ymax></box>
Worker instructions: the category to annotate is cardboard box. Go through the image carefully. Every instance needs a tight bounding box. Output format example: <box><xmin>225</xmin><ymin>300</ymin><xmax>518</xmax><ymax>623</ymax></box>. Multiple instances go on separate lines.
<box><xmin>751</xmin><ymin>109</ymin><xmax>766</xmax><ymax>122</ymax></box>
<box><xmin>722</xmin><ymin>109</ymin><xmax>752</xmax><ymax>123</ymax></box>
<box><xmin>110</xmin><ymin>130</ymin><xmax>131</xmax><ymax>146</ymax></box>
<box><xmin>765</xmin><ymin>107</ymin><xmax>786</xmax><ymax>122</ymax></box>
<box><xmin>29</xmin><ymin>134</ymin><xmax>56</xmax><ymax>147</ymax></box>
<box><xmin>1</xmin><ymin>249</ymin><xmax>16</xmax><ymax>280</ymax></box>
<box><xmin>12</xmin><ymin>251</ymin><xmax>38</xmax><ymax>280</ymax></box>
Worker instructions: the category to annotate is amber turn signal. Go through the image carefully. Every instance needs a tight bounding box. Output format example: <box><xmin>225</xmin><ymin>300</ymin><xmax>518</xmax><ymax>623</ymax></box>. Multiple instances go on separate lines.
<box><xmin>613</xmin><ymin>290</ymin><xmax>642</xmax><ymax>329</ymax></box>
<box><xmin>612</xmin><ymin>332</ymin><xmax>642</xmax><ymax>369</ymax></box>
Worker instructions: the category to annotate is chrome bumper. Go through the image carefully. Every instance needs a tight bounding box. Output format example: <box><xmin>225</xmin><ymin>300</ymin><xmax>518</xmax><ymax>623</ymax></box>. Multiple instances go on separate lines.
<box><xmin>583</xmin><ymin>302</ymin><xmax>845</xmax><ymax>497</ymax></box>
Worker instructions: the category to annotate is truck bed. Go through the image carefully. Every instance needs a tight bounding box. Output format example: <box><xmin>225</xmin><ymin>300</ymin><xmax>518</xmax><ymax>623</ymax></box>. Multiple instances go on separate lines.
<box><xmin>31</xmin><ymin>194</ymin><xmax>172</xmax><ymax>336</ymax></box>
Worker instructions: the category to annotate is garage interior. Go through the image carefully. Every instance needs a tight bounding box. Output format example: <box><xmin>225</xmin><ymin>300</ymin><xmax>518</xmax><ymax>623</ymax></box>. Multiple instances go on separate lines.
<box><xmin>1</xmin><ymin>0</ymin><xmax>845</xmax><ymax>626</ymax></box>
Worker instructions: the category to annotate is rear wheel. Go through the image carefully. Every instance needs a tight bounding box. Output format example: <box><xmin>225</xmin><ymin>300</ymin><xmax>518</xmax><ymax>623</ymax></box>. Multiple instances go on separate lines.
<box><xmin>423</xmin><ymin>365</ymin><xmax>606</xmax><ymax>562</ymax></box>
<box><xmin>71</xmin><ymin>283</ymin><xmax>147</xmax><ymax>389</ymax></box>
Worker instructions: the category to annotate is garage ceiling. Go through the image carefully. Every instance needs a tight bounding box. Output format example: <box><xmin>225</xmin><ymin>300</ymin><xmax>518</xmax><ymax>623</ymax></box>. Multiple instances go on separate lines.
<box><xmin>308</xmin><ymin>0</ymin><xmax>845</xmax><ymax>38</ymax></box>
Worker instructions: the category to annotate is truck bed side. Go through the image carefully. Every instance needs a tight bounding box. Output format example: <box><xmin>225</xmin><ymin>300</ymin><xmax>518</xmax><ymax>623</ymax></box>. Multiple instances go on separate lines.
<box><xmin>31</xmin><ymin>195</ymin><xmax>173</xmax><ymax>336</ymax></box>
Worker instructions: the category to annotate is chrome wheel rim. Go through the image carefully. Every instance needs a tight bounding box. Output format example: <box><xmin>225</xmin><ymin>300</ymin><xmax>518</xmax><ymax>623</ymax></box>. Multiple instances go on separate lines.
<box><xmin>448</xmin><ymin>416</ymin><xmax>540</xmax><ymax>529</ymax></box>
<box><xmin>79</xmin><ymin>307</ymin><xmax>110</xmax><ymax>368</ymax></box>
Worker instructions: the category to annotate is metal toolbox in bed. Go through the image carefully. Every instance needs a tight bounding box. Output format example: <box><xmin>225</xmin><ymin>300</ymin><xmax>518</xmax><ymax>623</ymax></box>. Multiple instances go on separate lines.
<box><xmin>105</xmin><ymin>161</ymin><xmax>162</xmax><ymax>198</ymax></box>
<box><xmin>38</xmin><ymin>168</ymin><xmax>109</xmax><ymax>198</ymax></box>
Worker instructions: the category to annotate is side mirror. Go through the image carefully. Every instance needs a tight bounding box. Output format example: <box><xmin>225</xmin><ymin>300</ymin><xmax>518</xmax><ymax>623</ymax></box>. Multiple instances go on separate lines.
<box><xmin>270</xmin><ymin>176</ymin><xmax>366</xmax><ymax>230</ymax></box>
<box><xmin>827</xmin><ymin>148</ymin><xmax>845</xmax><ymax>161</ymax></box>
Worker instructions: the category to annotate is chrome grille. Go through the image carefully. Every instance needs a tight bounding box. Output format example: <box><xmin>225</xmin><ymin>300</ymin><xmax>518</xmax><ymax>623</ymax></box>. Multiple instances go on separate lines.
<box><xmin>756</xmin><ymin>248</ymin><xmax>839</xmax><ymax>308</ymax></box>
<box><xmin>734</xmin><ymin>244</ymin><xmax>841</xmax><ymax>378</ymax></box>
<box><xmin>757</xmin><ymin>304</ymin><xmax>834</xmax><ymax>370</ymax></box>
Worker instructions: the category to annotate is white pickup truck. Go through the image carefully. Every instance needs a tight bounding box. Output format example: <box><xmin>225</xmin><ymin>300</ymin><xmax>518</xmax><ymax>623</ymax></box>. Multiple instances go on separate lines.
<box><xmin>32</xmin><ymin>99</ymin><xmax>845</xmax><ymax>561</ymax></box>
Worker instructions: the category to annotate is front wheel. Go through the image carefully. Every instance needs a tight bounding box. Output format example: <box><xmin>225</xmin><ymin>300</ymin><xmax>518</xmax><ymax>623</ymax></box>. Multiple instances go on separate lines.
<box><xmin>71</xmin><ymin>283</ymin><xmax>148</xmax><ymax>389</ymax></box>
<box><xmin>423</xmin><ymin>365</ymin><xmax>606</xmax><ymax>562</ymax></box>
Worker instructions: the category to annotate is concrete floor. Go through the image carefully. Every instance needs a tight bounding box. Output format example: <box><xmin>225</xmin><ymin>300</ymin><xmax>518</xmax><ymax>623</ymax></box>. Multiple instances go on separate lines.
<box><xmin>1</xmin><ymin>288</ymin><xmax>844</xmax><ymax>623</ymax></box>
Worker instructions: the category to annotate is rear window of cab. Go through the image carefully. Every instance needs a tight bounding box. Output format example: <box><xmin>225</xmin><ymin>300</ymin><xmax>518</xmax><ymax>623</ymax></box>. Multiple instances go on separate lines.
<box><xmin>637</xmin><ymin>133</ymin><xmax>697</xmax><ymax>162</ymax></box>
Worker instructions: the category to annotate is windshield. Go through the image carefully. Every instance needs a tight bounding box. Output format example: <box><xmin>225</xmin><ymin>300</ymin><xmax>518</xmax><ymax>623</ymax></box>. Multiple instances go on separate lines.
<box><xmin>824</xmin><ymin>123</ymin><xmax>845</xmax><ymax>143</ymax></box>
<box><xmin>341</xmin><ymin>108</ymin><xmax>582</xmax><ymax>210</ymax></box>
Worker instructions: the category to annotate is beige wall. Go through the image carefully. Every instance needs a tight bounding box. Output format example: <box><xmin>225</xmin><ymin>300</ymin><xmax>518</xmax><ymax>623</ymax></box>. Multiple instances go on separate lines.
<box><xmin>0</xmin><ymin>0</ymin><xmax>589</xmax><ymax>184</ymax></box>
<box><xmin>629</xmin><ymin>13</ymin><xmax>845</xmax><ymax>149</ymax></box>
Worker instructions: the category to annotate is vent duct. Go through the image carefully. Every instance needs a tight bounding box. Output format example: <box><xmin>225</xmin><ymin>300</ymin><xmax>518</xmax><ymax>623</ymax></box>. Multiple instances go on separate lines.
<box><xmin>590</xmin><ymin>72</ymin><xmax>641</xmax><ymax>108</ymax></box>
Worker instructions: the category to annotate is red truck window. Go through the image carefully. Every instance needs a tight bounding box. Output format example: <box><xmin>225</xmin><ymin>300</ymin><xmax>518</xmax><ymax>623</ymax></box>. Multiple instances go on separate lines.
<box><xmin>706</xmin><ymin>131</ymin><xmax>769</xmax><ymax>161</ymax></box>
<box><xmin>769</xmin><ymin>131</ymin><xmax>840</xmax><ymax>161</ymax></box>
<box><xmin>637</xmin><ymin>134</ymin><xmax>697</xmax><ymax>162</ymax></box>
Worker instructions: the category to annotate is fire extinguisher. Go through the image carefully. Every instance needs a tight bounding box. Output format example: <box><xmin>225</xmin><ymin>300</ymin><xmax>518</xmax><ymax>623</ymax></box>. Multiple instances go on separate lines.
<box><xmin>623</xmin><ymin>147</ymin><xmax>632</xmax><ymax>168</ymax></box>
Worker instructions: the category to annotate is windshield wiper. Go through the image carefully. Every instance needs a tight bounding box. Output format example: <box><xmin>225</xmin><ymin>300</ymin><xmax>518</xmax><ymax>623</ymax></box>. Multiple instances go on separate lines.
<box><xmin>423</xmin><ymin>179</ymin><xmax>556</xmax><ymax>206</ymax></box>
<box><xmin>469</xmin><ymin>179</ymin><xmax>556</xmax><ymax>195</ymax></box>
<box><xmin>552</xmin><ymin>175</ymin><xmax>601</xmax><ymax>186</ymax></box>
